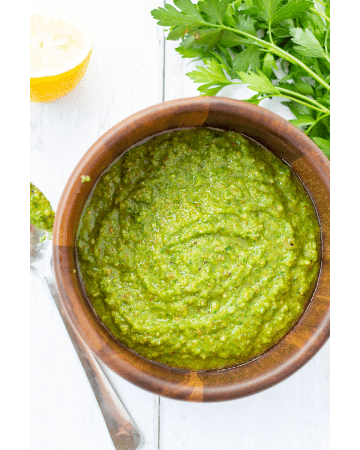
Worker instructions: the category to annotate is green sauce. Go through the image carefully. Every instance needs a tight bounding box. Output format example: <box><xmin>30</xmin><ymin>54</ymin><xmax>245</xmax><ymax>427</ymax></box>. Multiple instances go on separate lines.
<box><xmin>76</xmin><ymin>128</ymin><xmax>321</xmax><ymax>370</ymax></box>
<box><xmin>30</xmin><ymin>183</ymin><xmax>55</xmax><ymax>233</ymax></box>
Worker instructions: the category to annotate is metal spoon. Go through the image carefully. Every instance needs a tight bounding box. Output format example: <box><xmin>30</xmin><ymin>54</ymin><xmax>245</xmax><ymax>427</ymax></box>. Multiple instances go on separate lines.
<box><xmin>31</xmin><ymin>205</ymin><xmax>143</xmax><ymax>449</ymax></box>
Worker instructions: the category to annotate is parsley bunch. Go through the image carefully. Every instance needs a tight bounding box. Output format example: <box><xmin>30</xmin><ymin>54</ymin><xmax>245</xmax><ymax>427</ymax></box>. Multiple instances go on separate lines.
<box><xmin>151</xmin><ymin>0</ymin><xmax>330</xmax><ymax>158</ymax></box>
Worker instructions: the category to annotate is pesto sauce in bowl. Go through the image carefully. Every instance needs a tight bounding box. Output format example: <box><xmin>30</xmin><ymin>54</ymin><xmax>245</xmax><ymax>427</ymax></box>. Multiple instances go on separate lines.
<box><xmin>76</xmin><ymin>128</ymin><xmax>321</xmax><ymax>370</ymax></box>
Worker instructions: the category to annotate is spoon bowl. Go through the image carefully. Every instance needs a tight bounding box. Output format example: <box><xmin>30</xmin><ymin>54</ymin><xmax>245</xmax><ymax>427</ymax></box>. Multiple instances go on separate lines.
<box><xmin>30</xmin><ymin>223</ymin><xmax>51</xmax><ymax>269</ymax></box>
<box><xmin>30</xmin><ymin>185</ymin><xmax>143</xmax><ymax>449</ymax></box>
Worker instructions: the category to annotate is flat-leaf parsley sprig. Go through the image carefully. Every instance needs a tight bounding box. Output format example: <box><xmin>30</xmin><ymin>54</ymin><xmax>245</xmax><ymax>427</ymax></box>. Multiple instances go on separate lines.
<box><xmin>151</xmin><ymin>0</ymin><xmax>330</xmax><ymax>158</ymax></box>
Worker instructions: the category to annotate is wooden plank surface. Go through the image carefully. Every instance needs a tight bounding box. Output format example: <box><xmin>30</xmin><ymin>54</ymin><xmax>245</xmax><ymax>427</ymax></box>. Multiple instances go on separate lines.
<box><xmin>31</xmin><ymin>1</ymin><xmax>329</xmax><ymax>449</ymax></box>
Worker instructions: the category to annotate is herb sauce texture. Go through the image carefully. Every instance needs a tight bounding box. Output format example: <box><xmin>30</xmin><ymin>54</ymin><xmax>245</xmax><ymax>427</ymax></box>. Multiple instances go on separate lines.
<box><xmin>76</xmin><ymin>129</ymin><xmax>321</xmax><ymax>370</ymax></box>
<box><xmin>30</xmin><ymin>183</ymin><xmax>55</xmax><ymax>233</ymax></box>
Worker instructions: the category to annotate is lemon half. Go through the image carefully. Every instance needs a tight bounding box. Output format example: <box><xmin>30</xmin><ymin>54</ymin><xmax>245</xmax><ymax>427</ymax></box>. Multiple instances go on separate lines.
<box><xmin>30</xmin><ymin>13</ymin><xmax>93</xmax><ymax>103</ymax></box>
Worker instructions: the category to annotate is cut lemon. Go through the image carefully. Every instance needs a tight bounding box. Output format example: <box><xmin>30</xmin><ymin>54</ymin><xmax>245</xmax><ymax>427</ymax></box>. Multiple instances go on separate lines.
<box><xmin>30</xmin><ymin>13</ymin><xmax>93</xmax><ymax>103</ymax></box>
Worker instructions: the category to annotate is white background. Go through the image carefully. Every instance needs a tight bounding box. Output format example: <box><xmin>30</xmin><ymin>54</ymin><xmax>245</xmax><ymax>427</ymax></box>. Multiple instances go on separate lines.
<box><xmin>29</xmin><ymin>1</ymin><xmax>331</xmax><ymax>449</ymax></box>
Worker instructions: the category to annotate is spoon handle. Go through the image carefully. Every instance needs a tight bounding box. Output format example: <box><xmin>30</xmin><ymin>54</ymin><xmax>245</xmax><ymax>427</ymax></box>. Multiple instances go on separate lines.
<box><xmin>38</xmin><ymin>264</ymin><xmax>143</xmax><ymax>450</ymax></box>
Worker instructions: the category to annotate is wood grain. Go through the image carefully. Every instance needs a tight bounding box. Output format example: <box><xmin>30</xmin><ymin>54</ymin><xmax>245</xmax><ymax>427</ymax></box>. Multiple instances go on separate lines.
<box><xmin>53</xmin><ymin>97</ymin><xmax>330</xmax><ymax>402</ymax></box>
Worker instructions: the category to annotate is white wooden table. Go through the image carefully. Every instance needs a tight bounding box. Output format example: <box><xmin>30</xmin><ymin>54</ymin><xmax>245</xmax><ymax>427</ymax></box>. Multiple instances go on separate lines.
<box><xmin>31</xmin><ymin>1</ymin><xmax>329</xmax><ymax>448</ymax></box>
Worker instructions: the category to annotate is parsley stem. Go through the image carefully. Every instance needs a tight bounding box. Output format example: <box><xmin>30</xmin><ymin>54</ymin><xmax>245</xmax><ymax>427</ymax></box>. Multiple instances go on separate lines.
<box><xmin>304</xmin><ymin>112</ymin><xmax>330</xmax><ymax>135</ymax></box>
<box><xmin>315</xmin><ymin>0</ymin><xmax>326</xmax><ymax>5</ymax></box>
<box><xmin>324</xmin><ymin>27</ymin><xmax>330</xmax><ymax>59</ymax></box>
<box><xmin>267</xmin><ymin>45</ymin><xmax>330</xmax><ymax>91</ymax></box>
<box><xmin>268</xmin><ymin>21</ymin><xmax>274</xmax><ymax>45</ymax></box>
<box><xmin>313</xmin><ymin>59</ymin><xmax>323</xmax><ymax>77</ymax></box>
<box><xmin>210</xmin><ymin>24</ymin><xmax>330</xmax><ymax>91</ymax></box>
<box><xmin>236</xmin><ymin>85</ymin><xmax>328</xmax><ymax>113</ymax></box>
<box><xmin>245</xmin><ymin>93</ymin><xmax>327</xmax><ymax>114</ymax></box>
<box><xmin>310</xmin><ymin>7</ymin><xmax>330</xmax><ymax>23</ymax></box>
<box><xmin>272</xmin><ymin>95</ymin><xmax>327</xmax><ymax>113</ymax></box>
<box><xmin>276</xmin><ymin>87</ymin><xmax>329</xmax><ymax>112</ymax></box>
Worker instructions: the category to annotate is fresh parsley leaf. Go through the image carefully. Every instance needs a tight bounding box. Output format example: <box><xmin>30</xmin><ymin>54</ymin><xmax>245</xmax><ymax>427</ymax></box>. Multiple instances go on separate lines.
<box><xmin>151</xmin><ymin>1</ymin><xmax>204</xmax><ymax>27</ymax></box>
<box><xmin>216</xmin><ymin>47</ymin><xmax>235</xmax><ymax>71</ymax></box>
<box><xmin>174</xmin><ymin>0</ymin><xmax>204</xmax><ymax>20</ymax></box>
<box><xmin>197</xmin><ymin>83</ymin><xmax>226</xmax><ymax>95</ymax></box>
<box><xmin>312</xmin><ymin>137</ymin><xmax>330</xmax><ymax>158</ymax></box>
<box><xmin>262</xmin><ymin>52</ymin><xmax>277</xmax><ymax>78</ymax></box>
<box><xmin>289</xmin><ymin>115</ymin><xmax>315</xmax><ymax>127</ymax></box>
<box><xmin>287</xmin><ymin>100</ymin><xmax>313</xmax><ymax>117</ymax></box>
<box><xmin>217</xmin><ymin>15</ymin><xmax>258</xmax><ymax>48</ymax></box>
<box><xmin>272</xmin><ymin>27</ymin><xmax>291</xmax><ymax>38</ymax></box>
<box><xmin>325</xmin><ymin>0</ymin><xmax>330</xmax><ymax>19</ymax></box>
<box><xmin>176</xmin><ymin>47</ymin><xmax>209</xmax><ymax>59</ymax></box>
<box><xmin>303</xmin><ymin>12</ymin><xmax>326</xmax><ymax>39</ymax></box>
<box><xmin>223</xmin><ymin>0</ymin><xmax>244</xmax><ymax>28</ymax></box>
<box><xmin>278</xmin><ymin>81</ymin><xmax>315</xmax><ymax>97</ymax></box>
<box><xmin>251</xmin><ymin>0</ymin><xmax>282</xmax><ymax>23</ymax></box>
<box><xmin>167</xmin><ymin>24</ymin><xmax>199</xmax><ymax>40</ymax></box>
<box><xmin>233</xmin><ymin>46</ymin><xmax>260</xmax><ymax>73</ymax></box>
<box><xmin>243</xmin><ymin>0</ymin><xmax>254</xmax><ymax>7</ymax></box>
<box><xmin>292</xmin><ymin>79</ymin><xmax>314</xmax><ymax>96</ymax></box>
<box><xmin>245</xmin><ymin>93</ymin><xmax>264</xmax><ymax>105</ymax></box>
<box><xmin>182</xmin><ymin>28</ymin><xmax>222</xmax><ymax>50</ymax></box>
<box><xmin>235</xmin><ymin>15</ymin><xmax>257</xmax><ymax>37</ymax></box>
<box><xmin>218</xmin><ymin>30</ymin><xmax>254</xmax><ymax>47</ymax></box>
<box><xmin>238</xmin><ymin>70</ymin><xmax>280</xmax><ymax>94</ymax></box>
<box><xmin>187</xmin><ymin>58</ymin><xmax>230</xmax><ymax>85</ymax></box>
<box><xmin>290</xmin><ymin>27</ymin><xmax>327</xmax><ymax>59</ymax></box>
<box><xmin>273</xmin><ymin>0</ymin><xmax>313</xmax><ymax>22</ymax></box>
<box><xmin>199</xmin><ymin>0</ymin><xmax>232</xmax><ymax>25</ymax></box>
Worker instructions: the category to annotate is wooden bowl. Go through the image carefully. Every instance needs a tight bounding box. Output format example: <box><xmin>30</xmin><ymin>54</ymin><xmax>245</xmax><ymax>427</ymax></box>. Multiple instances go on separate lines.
<box><xmin>53</xmin><ymin>97</ymin><xmax>329</xmax><ymax>402</ymax></box>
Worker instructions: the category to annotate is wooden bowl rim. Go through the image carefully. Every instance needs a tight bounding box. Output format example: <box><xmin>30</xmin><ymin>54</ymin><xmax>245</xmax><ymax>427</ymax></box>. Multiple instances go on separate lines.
<box><xmin>53</xmin><ymin>97</ymin><xmax>329</xmax><ymax>402</ymax></box>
